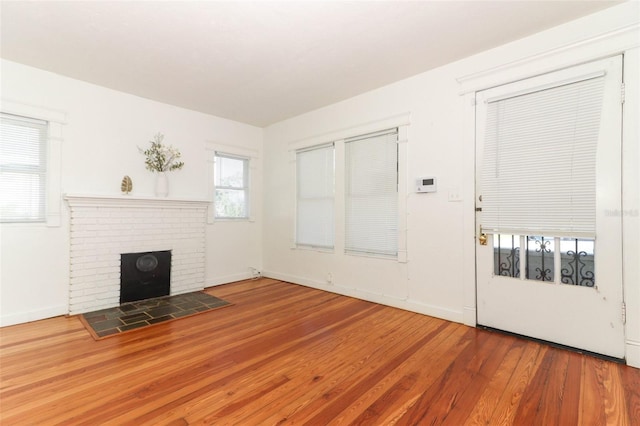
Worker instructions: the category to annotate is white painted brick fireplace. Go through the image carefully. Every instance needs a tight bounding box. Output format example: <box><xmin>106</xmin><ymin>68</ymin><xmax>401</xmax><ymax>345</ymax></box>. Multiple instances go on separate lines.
<box><xmin>65</xmin><ymin>194</ymin><xmax>209</xmax><ymax>315</ymax></box>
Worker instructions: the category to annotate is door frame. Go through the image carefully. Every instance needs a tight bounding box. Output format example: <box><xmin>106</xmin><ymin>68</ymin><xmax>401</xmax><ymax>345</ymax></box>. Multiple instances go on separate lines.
<box><xmin>455</xmin><ymin>10</ymin><xmax>639</xmax><ymax>366</ymax></box>
<box><xmin>470</xmin><ymin>56</ymin><xmax>625</xmax><ymax>359</ymax></box>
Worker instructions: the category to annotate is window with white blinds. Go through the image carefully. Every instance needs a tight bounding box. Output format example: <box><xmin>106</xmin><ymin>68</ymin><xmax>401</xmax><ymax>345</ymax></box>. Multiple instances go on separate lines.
<box><xmin>0</xmin><ymin>113</ymin><xmax>48</xmax><ymax>223</ymax></box>
<box><xmin>345</xmin><ymin>129</ymin><xmax>398</xmax><ymax>257</ymax></box>
<box><xmin>296</xmin><ymin>143</ymin><xmax>334</xmax><ymax>249</ymax></box>
<box><xmin>480</xmin><ymin>74</ymin><xmax>605</xmax><ymax>238</ymax></box>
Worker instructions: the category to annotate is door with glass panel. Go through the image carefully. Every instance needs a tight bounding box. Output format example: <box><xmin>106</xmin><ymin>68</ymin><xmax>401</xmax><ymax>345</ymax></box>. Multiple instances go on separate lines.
<box><xmin>475</xmin><ymin>56</ymin><xmax>625</xmax><ymax>358</ymax></box>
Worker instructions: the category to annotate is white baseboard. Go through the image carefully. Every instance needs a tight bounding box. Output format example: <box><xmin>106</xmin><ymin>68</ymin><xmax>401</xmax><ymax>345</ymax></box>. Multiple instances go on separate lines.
<box><xmin>0</xmin><ymin>305</ymin><xmax>67</xmax><ymax>327</ymax></box>
<box><xmin>263</xmin><ymin>270</ymin><xmax>464</xmax><ymax>324</ymax></box>
<box><xmin>463</xmin><ymin>306</ymin><xmax>477</xmax><ymax>327</ymax></box>
<box><xmin>626</xmin><ymin>339</ymin><xmax>640</xmax><ymax>369</ymax></box>
<box><xmin>205</xmin><ymin>272</ymin><xmax>254</xmax><ymax>288</ymax></box>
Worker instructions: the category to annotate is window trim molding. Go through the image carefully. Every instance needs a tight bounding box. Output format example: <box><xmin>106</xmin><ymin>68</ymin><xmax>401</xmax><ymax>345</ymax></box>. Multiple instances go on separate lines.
<box><xmin>287</xmin><ymin>112</ymin><xmax>411</xmax><ymax>152</ymax></box>
<box><xmin>205</xmin><ymin>141</ymin><xmax>258</xmax><ymax>224</ymax></box>
<box><xmin>456</xmin><ymin>22</ymin><xmax>639</xmax><ymax>95</ymax></box>
<box><xmin>1</xmin><ymin>99</ymin><xmax>66</xmax><ymax>227</ymax></box>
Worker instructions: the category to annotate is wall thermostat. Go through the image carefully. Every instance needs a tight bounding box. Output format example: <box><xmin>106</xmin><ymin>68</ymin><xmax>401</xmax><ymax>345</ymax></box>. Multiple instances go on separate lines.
<box><xmin>416</xmin><ymin>177</ymin><xmax>437</xmax><ymax>193</ymax></box>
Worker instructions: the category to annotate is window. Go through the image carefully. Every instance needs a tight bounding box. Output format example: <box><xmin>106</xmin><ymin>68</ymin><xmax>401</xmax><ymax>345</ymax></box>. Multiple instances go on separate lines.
<box><xmin>296</xmin><ymin>143</ymin><xmax>334</xmax><ymax>249</ymax></box>
<box><xmin>480</xmin><ymin>71</ymin><xmax>608</xmax><ymax>286</ymax></box>
<box><xmin>214</xmin><ymin>153</ymin><xmax>249</xmax><ymax>219</ymax></box>
<box><xmin>345</xmin><ymin>129</ymin><xmax>398</xmax><ymax>257</ymax></box>
<box><xmin>291</xmin><ymin>119</ymin><xmax>408</xmax><ymax>260</ymax></box>
<box><xmin>0</xmin><ymin>113</ymin><xmax>48</xmax><ymax>223</ymax></box>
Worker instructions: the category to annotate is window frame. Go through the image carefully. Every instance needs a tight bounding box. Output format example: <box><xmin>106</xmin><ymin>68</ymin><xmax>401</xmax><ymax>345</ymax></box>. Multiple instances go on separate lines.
<box><xmin>0</xmin><ymin>100</ymin><xmax>65</xmax><ymax>228</ymax></box>
<box><xmin>1</xmin><ymin>112</ymin><xmax>48</xmax><ymax>223</ymax></box>
<box><xmin>295</xmin><ymin>142</ymin><xmax>335</xmax><ymax>250</ymax></box>
<box><xmin>206</xmin><ymin>142</ymin><xmax>258</xmax><ymax>224</ymax></box>
<box><xmin>213</xmin><ymin>152</ymin><xmax>250</xmax><ymax>220</ymax></box>
<box><xmin>288</xmin><ymin>117</ymin><xmax>409</xmax><ymax>263</ymax></box>
<box><xmin>344</xmin><ymin>128</ymin><xmax>399</xmax><ymax>258</ymax></box>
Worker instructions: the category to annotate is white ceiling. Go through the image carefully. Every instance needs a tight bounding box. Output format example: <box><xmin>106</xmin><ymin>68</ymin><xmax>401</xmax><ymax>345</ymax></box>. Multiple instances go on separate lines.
<box><xmin>0</xmin><ymin>1</ymin><xmax>622</xmax><ymax>127</ymax></box>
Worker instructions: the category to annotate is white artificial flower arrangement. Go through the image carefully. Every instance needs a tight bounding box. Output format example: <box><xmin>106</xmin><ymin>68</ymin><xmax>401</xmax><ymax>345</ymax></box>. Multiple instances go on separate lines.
<box><xmin>139</xmin><ymin>133</ymin><xmax>184</xmax><ymax>172</ymax></box>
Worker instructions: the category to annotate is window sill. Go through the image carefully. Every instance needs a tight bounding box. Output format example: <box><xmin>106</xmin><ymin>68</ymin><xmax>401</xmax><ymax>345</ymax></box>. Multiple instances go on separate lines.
<box><xmin>0</xmin><ymin>221</ymin><xmax>51</xmax><ymax>230</ymax></box>
<box><xmin>209</xmin><ymin>217</ymin><xmax>254</xmax><ymax>224</ymax></box>
<box><xmin>345</xmin><ymin>250</ymin><xmax>407</xmax><ymax>263</ymax></box>
<box><xmin>292</xmin><ymin>245</ymin><xmax>334</xmax><ymax>254</ymax></box>
<box><xmin>345</xmin><ymin>252</ymin><xmax>397</xmax><ymax>261</ymax></box>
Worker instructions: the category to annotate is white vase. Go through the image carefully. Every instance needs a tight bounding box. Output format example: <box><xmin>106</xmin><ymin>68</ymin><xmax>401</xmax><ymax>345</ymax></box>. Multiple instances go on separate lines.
<box><xmin>155</xmin><ymin>172</ymin><xmax>169</xmax><ymax>197</ymax></box>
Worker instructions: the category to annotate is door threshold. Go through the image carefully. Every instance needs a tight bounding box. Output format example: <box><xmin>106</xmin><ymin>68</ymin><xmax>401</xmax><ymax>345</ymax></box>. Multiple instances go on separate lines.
<box><xmin>477</xmin><ymin>324</ymin><xmax>626</xmax><ymax>365</ymax></box>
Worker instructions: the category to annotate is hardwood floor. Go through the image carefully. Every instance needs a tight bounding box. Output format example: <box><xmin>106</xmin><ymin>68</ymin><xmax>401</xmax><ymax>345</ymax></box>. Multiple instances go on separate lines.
<box><xmin>1</xmin><ymin>278</ymin><xmax>638</xmax><ymax>425</ymax></box>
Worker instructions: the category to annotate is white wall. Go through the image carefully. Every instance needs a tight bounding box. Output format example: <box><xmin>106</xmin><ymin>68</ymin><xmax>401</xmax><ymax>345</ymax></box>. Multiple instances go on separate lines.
<box><xmin>0</xmin><ymin>60</ymin><xmax>263</xmax><ymax>326</ymax></box>
<box><xmin>262</xmin><ymin>2</ymin><xmax>640</xmax><ymax>367</ymax></box>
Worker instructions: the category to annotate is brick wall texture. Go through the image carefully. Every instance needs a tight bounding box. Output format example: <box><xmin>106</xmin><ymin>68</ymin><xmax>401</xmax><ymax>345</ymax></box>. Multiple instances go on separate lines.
<box><xmin>68</xmin><ymin>202</ymin><xmax>206</xmax><ymax>314</ymax></box>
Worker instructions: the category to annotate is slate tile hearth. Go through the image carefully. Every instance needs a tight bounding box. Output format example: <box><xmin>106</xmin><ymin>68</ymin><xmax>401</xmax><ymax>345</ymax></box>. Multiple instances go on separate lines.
<box><xmin>80</xmin><ymin>292</ymin><xmax>231</xmax><ymax>339</ymax></box>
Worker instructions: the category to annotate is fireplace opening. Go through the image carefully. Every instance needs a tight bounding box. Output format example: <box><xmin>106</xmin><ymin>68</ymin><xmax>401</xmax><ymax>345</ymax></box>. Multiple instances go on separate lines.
<box><xmin>120</xmin><ymin>250</ymin><xmax>171</xmax><ymax>304</ymax></box>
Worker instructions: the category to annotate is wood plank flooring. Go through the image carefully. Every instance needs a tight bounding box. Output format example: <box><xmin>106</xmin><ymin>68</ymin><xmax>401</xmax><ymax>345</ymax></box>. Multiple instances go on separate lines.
<box><xmin>1</xmin><ymin>278</ymin><xmax>638</xmax><ymax>425</ymax></box>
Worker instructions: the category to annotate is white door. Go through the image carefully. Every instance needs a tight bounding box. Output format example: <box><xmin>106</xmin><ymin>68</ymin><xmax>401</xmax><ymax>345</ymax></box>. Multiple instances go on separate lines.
<box><xmin>475</xmin><ymin>56</ymin><xmax>625</xmax><ymax>358</ymax></box>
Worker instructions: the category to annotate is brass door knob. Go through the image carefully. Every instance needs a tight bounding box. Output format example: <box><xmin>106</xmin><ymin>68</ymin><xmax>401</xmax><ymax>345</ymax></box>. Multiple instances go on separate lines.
<box><xmin>478</xmin><ymin>233</ymin><xmax>488</xmax><ymax>245</ymax></box>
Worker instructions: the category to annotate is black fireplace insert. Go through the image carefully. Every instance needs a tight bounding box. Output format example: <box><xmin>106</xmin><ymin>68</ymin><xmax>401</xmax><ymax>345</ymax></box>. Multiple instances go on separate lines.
<box><xmin>120</xmin><ymin>250</ymin><xmax>171</xmax><ymax>304</ymax></box>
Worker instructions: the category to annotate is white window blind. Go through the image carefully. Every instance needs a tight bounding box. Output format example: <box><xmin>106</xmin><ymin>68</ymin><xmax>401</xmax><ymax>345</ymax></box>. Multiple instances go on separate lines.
<box><xmin>345</xmin><ymin>129</ymin><xmax>398</xmax><ymax>257</ymax></box>
<box><xmin>214</xmin><ymin>153</ymin><xmax>249</xmax><ymax>219</ymax></box>
<box><xmin>480</xmin><ymin>75</ymin><xmax>605</xmax><ymax>237</ymax></box>
<box><xmin>0</xmin><ymin>113</ymin><xmax>48</xmax><ymax>223</ymax></box>
<box><xmin>296</xmin><ymin>143</ymin><xmax>334</xmax><ymax>249</ymax></box>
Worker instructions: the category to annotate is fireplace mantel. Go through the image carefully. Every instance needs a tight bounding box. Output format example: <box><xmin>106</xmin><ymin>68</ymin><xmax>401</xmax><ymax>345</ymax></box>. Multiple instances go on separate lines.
<box><xmin>64</xmin><ymin>193</ymin><xmax>210</xmax><ymax>209</ymax></box>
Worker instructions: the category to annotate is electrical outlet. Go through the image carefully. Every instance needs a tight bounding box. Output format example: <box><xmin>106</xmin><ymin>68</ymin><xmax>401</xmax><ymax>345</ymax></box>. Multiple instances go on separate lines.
<box><xmin>327</xmin><ymin>273</ymin><xmax>333</xmax><ymax>284</ymax></box>
<box><xmin>249</xmin><ymin>267</ymin><xmax>262</xmax><ymax>280</ymax></box>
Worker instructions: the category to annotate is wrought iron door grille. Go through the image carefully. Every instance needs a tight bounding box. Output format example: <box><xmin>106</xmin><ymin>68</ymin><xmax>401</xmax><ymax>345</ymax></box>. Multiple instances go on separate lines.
<box><xmin>493</xmin><ymin>235</ymin><xmax>595</xmax><ymax>287</ymax></box>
